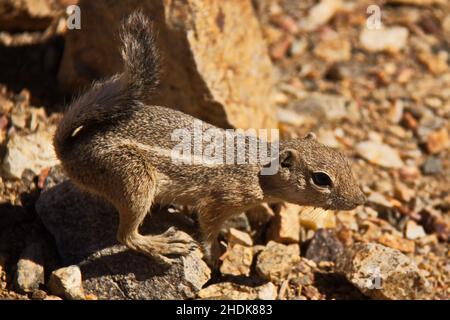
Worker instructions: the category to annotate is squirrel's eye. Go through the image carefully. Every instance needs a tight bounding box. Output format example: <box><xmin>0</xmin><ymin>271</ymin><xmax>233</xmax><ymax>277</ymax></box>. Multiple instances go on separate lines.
<box><xmin>312</xmin><ymin>172</ymin><xmax>333</xmax><ymax>188</ymax></box>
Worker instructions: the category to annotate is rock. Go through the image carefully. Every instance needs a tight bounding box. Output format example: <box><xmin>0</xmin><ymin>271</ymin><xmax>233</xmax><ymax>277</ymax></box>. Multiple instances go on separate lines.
<box><xmin>270</xmin><ymin>35</ymin><xmax>294</xmax><ymax>60</ymax></box>
<box><xmin>290</xmin><ymin>93</ymin><xmax>359</xmax><ymax>122</ymax></box>
<box><xmin>2</xmin><ymin>129</ymin><xmax>59</xmax><ymax>179</ymax></box>
<box><xmin>299</xmin><ymin>207</ymin><xmax>336</xmax><ymax>230</ymax></box>
<box><xmin>298</xmin><ymin>0</ymin><xmax>342</xmax><ymax>32</ymax></box>
<box><xmin>387</xmin><ymin>0</ymin><xmax>446</xmax><ymax>5</ymax></box>
<box><xmin>314</xmin><ymin>35</ymin><xmax>351</xmax><ymax>63</ymax></box>
<box><xmin>58</xmin><ymin>0</ymin><xmax>277</xmax><ymax>131</ymax></box>
<box><xmin>337</xmin><ymin>243</ymin><xmax>429</xmax><ymax>299</ymax></box>
<box><xmin>378</xmin><ymin>233</ymin><xmax>415</xmax><ymax>253</ymax></box>
<box><xmin>418</xmin><ymin>51</ymin><xmax>449</xmax><ymax>75</ymax></box>
<box><xmin>398</xmin><ymin>166</ymin><xmax>421</xmax><ymax>183</ymax></box>
<box><xmin>220</xmin><ymin>244</ymin><xmax>253</xmax><ymax>277</ymax></box>
<box><xmin>48</xmin><ymin>266</ymin><xmax>85</xmax><ymax>300</ymax></box>
<box><xmin>227</xmin><ymin>228</ymin><xmax>253</xmax><ymax>247</ymax></box>
<box><xmin>305</xmin><ymin>229</ymin><xmax>344</xmax><ymax>264</ymax></box>
<box><xmin>270</xmin><ymin>14</ymin><xmax>299</xmax><ymax>34</ymax></box>
<box><xmin>302</xmin><ymin>285</ymin><xmax>321</xmax><ymax>300</ymax></box>
<box><xmin>356</xmin><ymin>141</ymin><xmax>404</xmax><ymax>169</ymax></box>
<box><xmin>316</xmin><ymin>128</ymin><xmax>341</xmax><ymax>148</ymax></box>
<box><xmin>266</xmin><ymin>203</ymin><xmax>300</xmax><ymax>244</ymax></box>
<box><xmin>35</xmin><ymin>178</ymin><xmax>211</xmax><ymax>299</ymax></box>
<box><xmin>31</xmin><ymin>289</ymin><xmax>48</xmax><ymax>300</ymax></box>
<box><xmin>198</xmin><ymin>282</ymin><xmax>257</xmax><ymax>300</ymax></box>
<box><xmin>14</xmin><ymin>241</ymin><xmax>45</xmax><ymax>293</ymax></box>
<box><xmin>256</xmin><ymin>282</ymin><xmax>277</xmax><ymax>300</ymax></box>
<box><xmin>256</xmin><ymin>241</ymin><xmax>300</xmax><ymax>284</ymax></box>
<box><xmin>405</xmin><ymin>221</ymin><xmax>426</xmax><ymax>240</ymax></box>
<box><xmin>422</xmin><ymin>156</ymin><xmax>443</xmax><ymax>175</ymax></box>
<box><xmin>0</xmin><ymin>0</ymin><xmax>65</xmax><ymax>32</ymax></box>
<box><xmin>367</xmin><ymin>192</ymin><xmax>393</xmax><ymax>208</ymax></box>
<box><xmin>394</xmin><ymin>182</ymin><xmax>414</xmax><ymax>202</ymax></box>
<box><xmin>360</xmin><ymin>27</ymin><xmax>409</xmax><ymax>52</ymax></box>
<box><xmin>425</xmin><ymin>128</ymin><xmax>449</xmax><ymax>154</ymax></box>
<box><xmin>387</xmin><ymin>100</ymin><xmax>404</xmax><ymax>124</ymax></box>
<box><xmin>276</xmin><ymin>109</ymin><xmax>313</xmax><ymax>127</ymax></box>
<box><xmin>43</xmin><ymin>295</ymin><xmax>63</xmax><ymax>300</ymax></box>
<box><xmin>198</xmin><ymin>282</ymin><xmax>277</xmax><ymax>300</ymax></box>
<box><xmin>0</xmin><ymin>254</ymin><xmax>7</xmax><ymax>290</ymax></box>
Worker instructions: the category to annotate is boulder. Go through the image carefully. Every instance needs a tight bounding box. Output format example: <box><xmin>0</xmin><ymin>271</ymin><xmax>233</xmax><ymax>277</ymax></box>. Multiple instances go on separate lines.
<box><xmin>58</xmin><ymin>0</ymin><xmax>277</xmax><ymax>130</ymax></box>
<box><xmin>35</xmin><ymin>167</ymin><xmax>211</xmax><ymax>299</ymax></box>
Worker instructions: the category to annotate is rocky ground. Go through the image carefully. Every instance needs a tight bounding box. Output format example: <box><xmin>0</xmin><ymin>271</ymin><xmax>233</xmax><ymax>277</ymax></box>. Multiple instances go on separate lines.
<box><xmin>0</xmin><ymin>0</ymin><xmax>449</xmax><ymax>300</ymax></box>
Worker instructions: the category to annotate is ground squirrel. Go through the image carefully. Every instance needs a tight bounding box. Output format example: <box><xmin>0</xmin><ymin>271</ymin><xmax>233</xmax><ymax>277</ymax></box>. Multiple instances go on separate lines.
<box><xmin>54</xmin><ymin>12</ymin><xmax>365</xmax><ymax>266</ymax></box>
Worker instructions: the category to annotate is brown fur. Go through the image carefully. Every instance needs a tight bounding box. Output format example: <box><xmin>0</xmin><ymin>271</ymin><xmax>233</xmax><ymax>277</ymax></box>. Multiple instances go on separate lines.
<box><xmin>54</xmin><ymin>12</ymin><xmax>365</xmax><ymax>266</ymax></box>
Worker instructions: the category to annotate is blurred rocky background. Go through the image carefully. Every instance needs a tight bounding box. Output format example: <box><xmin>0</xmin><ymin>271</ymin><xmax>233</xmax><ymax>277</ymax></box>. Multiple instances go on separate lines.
<box><xmin>0</xmin><ymin>0</ymin><xmax>448</xmax><ymax>300</ymax></box>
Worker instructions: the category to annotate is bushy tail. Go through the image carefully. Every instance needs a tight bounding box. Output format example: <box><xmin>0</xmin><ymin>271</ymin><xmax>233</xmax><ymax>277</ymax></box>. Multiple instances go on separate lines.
<box><xmin>120</xmin><ymin>10</ymin><xmax>160</xmax><ymax>99</ymax></box>
<box><xmin>54</xmin><ymin>11</ymin><xmax>160</xmax><ymax>160</ymax></box>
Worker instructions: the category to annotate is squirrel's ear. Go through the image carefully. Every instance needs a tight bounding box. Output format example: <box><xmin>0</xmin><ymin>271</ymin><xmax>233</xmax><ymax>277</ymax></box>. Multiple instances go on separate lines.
<box><xmin>304</xmin><ymin>132</ymin><xmax>317</xmax><ymax>140</ymax></box>
<box><xmin>280</xmin><ymin>149</ymin><xmax>299</xmax><ymax>168</ymax></box>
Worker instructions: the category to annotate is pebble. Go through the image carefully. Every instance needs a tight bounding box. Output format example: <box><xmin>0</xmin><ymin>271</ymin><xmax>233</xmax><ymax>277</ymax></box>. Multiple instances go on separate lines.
<box><xmin>405</xmin><ymin>220</ymin><xmax>426</xmax><ymax>240</ymax></box>
<box><xmin>337</xmin><ymin>243</ymin><xmax>429</xmax><ymax>299</ymax></box>
<box><xmin>14</xmin><ymin>242</ymin><xmax>44</xmax><ymax>293</ymax></box>
<box><xmin>256</xmin><ymin>282</ymin><xmax>278</xmax><ymax>300</ymax></box>
<box><xmin>2</xmin><ymin>129</ymin><xmax>59</xmax><ymax>179</ymax></box>
<box><xmin>299</xmin><ymin>0</ymin><xmax>342</xmax><ymax>32</ymax></box>
<box><xmin>422</xmin><ymin>156</ymin><xmax>443</xmax><ymax>175</ymax></box>
<box><xmin>314</xmin><ymin>36</ymin><xmax>351</xmax><ymax>63</ymax></box>
<box><xmin>394</xmin><ymin>182</ymin><xmax>415</xmax><ymax>202</ymax></box>
<box><xmin>418</xmin><ymin>51</ymin><xmax>449</xmax><ymax>75</ymax></box>
<box><xmin>425</xmin><ymin>128</ymin><xmax>449</xmax><ymax>154</ymax></box>
<box><xmin>378</xmin><ymin>233</ymin><xmax>415</xmax><ymax>253</ymax></box>
<box><xmin>270</xmin><ymin>35</ymin><xmax>293</xmax><ymax>60</ymax></box>
<box><xmin>43</xmin><ymin>295</ymin><xmax>63</xmax><ymax>300</ymax></box>
<box><xmin>387</xmin><ymin>100</ymin><xmax>404</xmax><ymax>124</ymax></box>
<box><xmin>220</xmin><ymin>244</ymin><xmax>253</xmax><ymax>277</ymax></box>
<box><xmin>0</xmin><ymin>254</ymin><xmax>7</xmax><ymax>290</ymax></box>
<box><xmin>31</xmin><ymin>289</ymin><xmax>47</xmax><ymax>300</ymax></box>
<box><xmin>256</xmin><ymin>241</ymin><xmax>300</xmax><ymax>284</ymax></box>
<box><xmin>299</xmin><ymin>207</ymin><xmax>336</xmax><ymax>230</ymax></box>
<box><xmin>271</xmin><ymin>15</ymin><xmax>299</xmax><ymax>34</ymax></box>
<box><xmin>360</xmin><ymin>26</ymin><xmax>409</xmax><ymax>52</ymax></box>
<box><xmin>227</xmin><ymin>228</ymin><xmax>253</xmax><ymax>247</ymax></box>
<box><xmin>305</xmin><ymin>229</ymin><xmax>344</xmax><ymax>263</ymax></box>
<box><xmin>316</xmin><ymin>128</ymin><xmax>341</xmax><ymax>148</ymax></box>
<box><xmin>398</xmin><ymin>166</ymin><xmax>421</xmax><ymax>183</ymax></box>
<box><xmin>356</xmin><ymin>141</ymin><xmax>404</xmax><ymax>169</ymax></box>
<box><xmin>198</xmin><ymin>282</ymin><xmax>258</xmax><ymax>300</ymax></box>
<box><xmin>48</xmin><ymin>266</ymin><xmax>85</xmax><ymax>300</ymax></box>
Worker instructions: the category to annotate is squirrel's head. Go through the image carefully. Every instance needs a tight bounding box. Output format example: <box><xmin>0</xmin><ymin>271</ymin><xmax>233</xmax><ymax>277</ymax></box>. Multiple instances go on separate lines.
<box><xmin>262</xmin><ymin>133</ymin><xmax>366</xmax><ymax>210</ymax></box>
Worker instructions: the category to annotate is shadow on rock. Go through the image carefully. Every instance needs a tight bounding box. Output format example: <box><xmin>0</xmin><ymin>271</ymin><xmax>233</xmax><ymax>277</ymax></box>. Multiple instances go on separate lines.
<box><xmin>35</xmin><ymin>174</ymin><xmax>211</xmax><ymax>299</ymax></box>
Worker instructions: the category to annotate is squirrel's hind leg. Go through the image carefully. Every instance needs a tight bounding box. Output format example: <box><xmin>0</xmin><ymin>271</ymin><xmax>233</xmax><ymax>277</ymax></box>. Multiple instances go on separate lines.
<box><xmin>104</xmin><ymin>145</ymin><xmax>195</xmax><ymax>266</ymax></box>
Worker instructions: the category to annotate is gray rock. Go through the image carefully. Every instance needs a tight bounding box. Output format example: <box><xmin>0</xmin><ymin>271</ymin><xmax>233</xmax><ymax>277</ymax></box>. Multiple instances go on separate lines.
<box><xmin>337</xmin><ymin>243</ymin><xmax>429</xmax><ymax>299</ymax></box>
<box><xmin>305</xmin><ymin>229</ymin><xmax>344</xmax><ymax>263</ymax></box>
<box><xmin>36</xmin><ymin>177</ymin><xmax>211</xmax><ymax>300</ymax></box>
<box><xmin>48</xmin><ymin>266</ymin><xmax>85</xmax><ymax>300</ymax></box>
<box><xmin>422</xmin><ymin>156</ymin><xmax>442</xmax><ymax>175</ymax></box>
<box><xmin>14</xmin><ymin>241</ymin><xmax>45</xmax><ymax>293</ymax></box>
